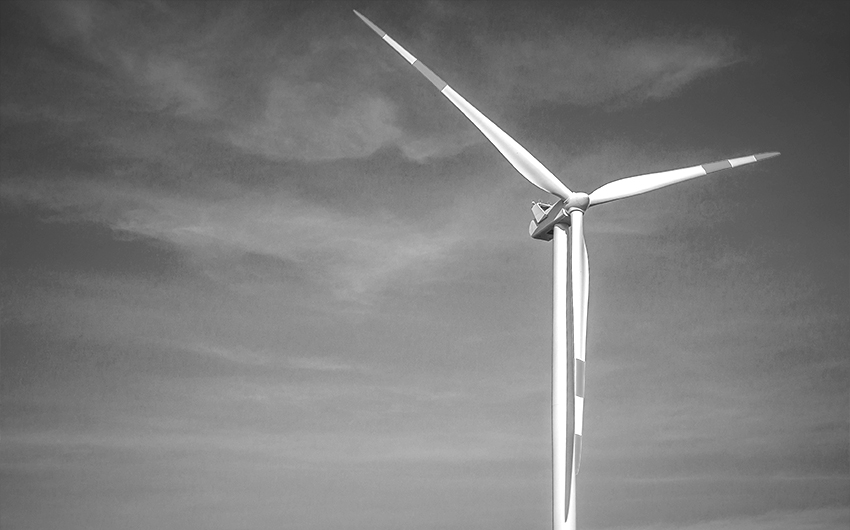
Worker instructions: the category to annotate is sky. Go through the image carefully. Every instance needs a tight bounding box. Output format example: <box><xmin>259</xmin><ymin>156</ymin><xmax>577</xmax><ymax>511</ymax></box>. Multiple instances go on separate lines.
<box><xmin>1</xmin><ymin>1</ymin><xmax>848</xmax><ymax>529</ymax></box>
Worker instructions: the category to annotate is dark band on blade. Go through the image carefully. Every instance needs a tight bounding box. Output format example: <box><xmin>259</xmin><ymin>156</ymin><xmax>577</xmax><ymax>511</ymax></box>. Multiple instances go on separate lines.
<box><xmin>574</xmin><ymin>434</ymin><xmax>582</xmax><ymax>475</ymax></box>
<box><xmin>413</xmin><ymin>61</ymin><xmax>447</xmax><ymax>90</ymax></box>
<box><xmin>702</xmin><ymin>159</ymin><xmax>733</xmax><ymax>173</ymax></box>
<box><xmin>575</xmin><ymin>359</ymin><xmax>585</xmax><ymax>398</ymax></box>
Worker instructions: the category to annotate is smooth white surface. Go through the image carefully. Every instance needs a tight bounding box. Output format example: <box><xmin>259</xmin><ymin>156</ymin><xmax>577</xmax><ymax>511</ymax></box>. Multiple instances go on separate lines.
<box><xmin>440</xmin><ymin>86</ymin><xmax>573</xmax><ymax>200</ymax></box>
<box><xmin>588</xmin><ymin>165</ymin><xmax>708</xmax><ymax>206</ymax></box>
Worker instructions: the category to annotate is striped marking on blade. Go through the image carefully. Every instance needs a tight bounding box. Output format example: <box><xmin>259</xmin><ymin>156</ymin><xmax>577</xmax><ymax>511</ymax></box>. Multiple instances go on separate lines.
<box><xmin>729</xmin><ymin>155</ymin><xmax>758</xmax><ymax>167</ymax></box>
<box><xmin>414</xmin><ymin>61</ymin><xmax>447</xmax><ymax>90</ymax></box>
<box><xmin>379</xmin><ymin>32</ymin><xmax>446</xmax><ymax>89</ymax></box>
<box><xmin>574</xmin><ymin>434</ymin><xmax>583</xmax><ymax>474</ymax></box>
<box><xmin>565</xmin><ymin>343</ymin><xmax>575</xmax><ymax>521</ymax></box>
<box><xmin>701</xmin><ymin>159</ymin><xmax>731</xmax><ymax>173</ymax></box>
<box><xmin>575</xmin><ymin>359</ymin><xmax>585</xmax><ymax>398</ymax></box>
<box><xmin>703</xmin><ymin>154</ymin><xmax>762</xmax><ymax>174</ymax></box>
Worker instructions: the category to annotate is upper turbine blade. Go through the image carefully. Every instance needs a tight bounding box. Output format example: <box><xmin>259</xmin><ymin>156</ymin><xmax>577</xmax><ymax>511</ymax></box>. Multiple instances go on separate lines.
<box><xmin>588</xmin><ymin>152</ymin><xmax>780</xmax><ymax>207</ymax></box>
<box><xmin>354</xmin><ymin>10</ymin><xmax>573</xmax><ymax>200</ymax></box>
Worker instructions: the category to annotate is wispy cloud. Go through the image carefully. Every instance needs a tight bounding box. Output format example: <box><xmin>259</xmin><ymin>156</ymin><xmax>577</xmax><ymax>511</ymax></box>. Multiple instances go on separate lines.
<box><xmin>172</xmin><ymin>341</ymin><xmax>361</xmax><ymax>372</ymax></box>
<box><xmin>225</xmin><ymin>3</ymin><xmax>744</xmax><ymax>163</ymax></box>
<box><xmin>181</xmin><ymin>342</ymin><xmax>272</xmax><ymax>366</ymax></box>
<box><xmin>123</xmin><ymin>54</ymin><xmax>216</xmax><ymax>117</ymax></box>
<box><xmin>7</xmin><ymin>0</ymin><xmax>744</xmax><ymax>170</ymax></box>
<box><xmin>492</xmin><ymin>32</ymin><xmax>741</xmax><ymax>108</ymax></box>
<box><xmin>615</xmin><ymin>506</ymin><xmax>849</xmax><ymax>530</ymax></box>
<box><xmin>228</xmin><ymin>79</ymin><xmax>402</xmax><ymax>161</ymax></box>
<box><xmin>23</xmin><ymin>1</ymin><xmax>218</xmax><ymax>118</ymax></box>
<box><xmin>419</xmin><ymin>1</ymin><xmax>743</xmax><ymax>110</ymax></box>
<box><xmin>0</xmin><ymin>176</ymin><xmax>465</xmax><ymax>301</ymax></box>
<box><xmin>287</xmin><ymin>356</ymin><xmax>354</xmax><ymax>372</ymax></box>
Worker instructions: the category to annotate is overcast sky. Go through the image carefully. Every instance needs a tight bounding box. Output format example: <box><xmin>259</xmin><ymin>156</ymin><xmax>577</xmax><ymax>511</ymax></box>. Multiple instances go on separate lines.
<box><xmin>1</xmin><ymin>1</ymin><xmax>848</xmax><ymax>529</ymax></box>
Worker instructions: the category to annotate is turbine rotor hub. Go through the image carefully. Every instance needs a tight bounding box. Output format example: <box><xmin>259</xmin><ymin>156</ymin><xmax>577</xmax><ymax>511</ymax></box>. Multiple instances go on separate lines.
<box><xmin>564</xmin><ymin>192</ymin><xmax>590</xmax><ymax>212</ymax></box>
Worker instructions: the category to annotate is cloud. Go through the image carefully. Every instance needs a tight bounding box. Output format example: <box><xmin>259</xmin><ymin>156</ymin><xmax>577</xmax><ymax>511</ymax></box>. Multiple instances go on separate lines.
<box><xmin>419</xmin><ymin>1</ymin><xmax>743</xmax><ymax>110</ymax></box>
<box><xmin>175</xmin><ymin>341</ymin><xmax>360</xmax><ymax>372</ymax></box>
<box><xmin>17</xmin><ymin>0</ymin><xmax>223</xmax><ymax>121</ymax></box>
<box><xmin>287</xmin><ymin>356</ymin><xmax>354</xmax><ymax>372</ymax></box>
<box><xmin>32</xmin><ymin>0</ymin><xmax>98</xmax><ymax>41</ymax></box>
<box><xmin>181</xmin><ymin>342</ymin><xmax>272</xmax><ymax>366</ymax></box>
<box><xmin>228</xmin><ymin>79</ymin><xmax>403</xmax><ymax>162</ymax></box>
<box><xmin>11</xmin><ymin>1</ymin><xmax>743</xmax><ymax>168</ymax></box>
<box><xmin>121</xmin><ymin>54</ymin><xmax>217</xmax><ymax>117</ymax></box>
<box><xmin>616</xmin><ymin>506</ymin><xmax>849</xmax><ymax>530</ymax></box>
<box><xmin>491</xmin><ymin>31</ymin><xmax>741</xmax><ymax>109</ymax></box>
<box><xmin>18</xmin><ymin>1</ymin><xmax>458</xmax><ymax>163</ymax></box>
<box><xmin>230</xmin><ymin>4</ymin><xmax>743</xmax><ymax>163</ymax></box>
<box><xmin>0</xmin><ymin>176</ymin><xmax>465</xmax><ymax>301</ymax></box>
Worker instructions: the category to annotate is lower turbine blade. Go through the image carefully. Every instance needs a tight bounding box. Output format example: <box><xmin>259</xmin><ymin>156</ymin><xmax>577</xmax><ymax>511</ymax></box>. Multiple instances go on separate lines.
<box><xmin>588</xmin><ymin>152</ymin><xmax>780</xmax><ymax>206</ymax></box>
<box><xmin>570</xmin><ymin>211</ymin><xmax>588</xmax><ymax>477</ymax></box>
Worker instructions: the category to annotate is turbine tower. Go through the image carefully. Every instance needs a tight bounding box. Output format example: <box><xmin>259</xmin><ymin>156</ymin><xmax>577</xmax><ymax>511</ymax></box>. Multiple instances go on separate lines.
<box><xmin>354</xmin><ymin>10</ymin><xmax>779</xmax><ymax>530</ymax></box>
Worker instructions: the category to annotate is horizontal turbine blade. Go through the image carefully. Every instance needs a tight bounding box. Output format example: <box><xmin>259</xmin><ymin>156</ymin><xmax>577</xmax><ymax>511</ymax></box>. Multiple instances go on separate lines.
<box><xmin>354</xmin><ymin>10</ymin><xmax>573</xmax><ymax>200</ymax></box>
<box><xmin>588</xmin><ymin>152</ymin><xmax>780</xmax><ymax>207</ymax></box>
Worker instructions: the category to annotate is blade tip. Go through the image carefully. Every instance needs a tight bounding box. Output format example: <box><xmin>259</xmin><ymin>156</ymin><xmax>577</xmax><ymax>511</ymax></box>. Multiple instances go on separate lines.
<box><xmin>755</xmin><ymin>151</ymin><xmax>781</xmax><ymax>160</ymax></box>
<box><xmin>353</xmin><ymin>9</ymin><xmax>385</xmax><ymax>37</ymax></box>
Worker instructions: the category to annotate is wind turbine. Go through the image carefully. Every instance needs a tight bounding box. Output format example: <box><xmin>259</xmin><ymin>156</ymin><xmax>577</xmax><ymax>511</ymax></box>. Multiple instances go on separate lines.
<box><xmin>354</xmin><ymin>10</ymin><xmax>779</xmax><ymax>530</ymax></box>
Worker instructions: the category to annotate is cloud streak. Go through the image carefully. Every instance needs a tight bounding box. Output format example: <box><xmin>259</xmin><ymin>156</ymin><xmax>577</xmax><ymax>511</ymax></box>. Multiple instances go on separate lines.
<box><xmin>5</xmin><ymin>0</ymin><xmax>744</xmax><ymax>170</ymax></box>
<box><xmin>492</xmin><ymin>31</ymin><xmax>741</xmax><ymax>108</ymax></box>
<box><xmin>0</xmin><ymin>175</ymin><xmax>465</xmax><ymax>301</ymax></box>
<box><xmin>616</xmin><ymin>506</ymin><xmax>849</xmax><ymax>530</ymax></box>
<box><xmin>228</xmin><ymin>76</ymin><xmax>406</xmax><ymax>162</ymax></box>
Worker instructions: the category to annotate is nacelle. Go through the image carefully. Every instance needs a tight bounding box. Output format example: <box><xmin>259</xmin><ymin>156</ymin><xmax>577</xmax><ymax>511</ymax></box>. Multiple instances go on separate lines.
<box><xmin>529</xmin><ymin>199</ymin><xmax>569</xmax><ymax>241</ymax></box>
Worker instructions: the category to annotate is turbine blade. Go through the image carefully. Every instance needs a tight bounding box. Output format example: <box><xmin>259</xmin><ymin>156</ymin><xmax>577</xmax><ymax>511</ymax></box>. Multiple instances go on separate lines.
<box><xmin>569</xmin><ymin>211</ymin><xmax>589</xmax><ymax>478</ymax></box>
<box><xmin>588</xmin><ymin>152</ymin><xmax>780</xmax><ymax>207</ymax></box>
<box><xmin>354</xmin><ymin>10</ymin><xmax>573</xmax><ymax>200</ymax></box>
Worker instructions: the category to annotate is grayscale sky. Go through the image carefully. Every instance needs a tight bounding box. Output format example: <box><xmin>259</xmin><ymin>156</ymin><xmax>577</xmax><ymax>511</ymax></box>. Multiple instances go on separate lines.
<box><xmin>1</xmin><ymin>1</ymin><xmax>848</xmax><ymax>529</ymax></box>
